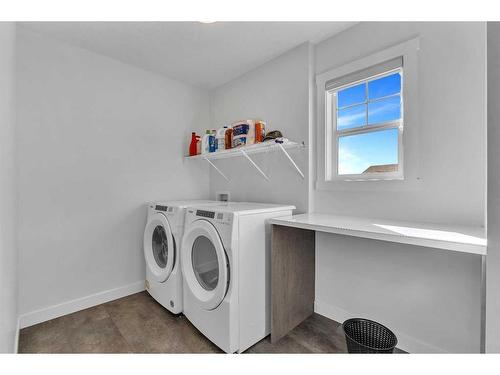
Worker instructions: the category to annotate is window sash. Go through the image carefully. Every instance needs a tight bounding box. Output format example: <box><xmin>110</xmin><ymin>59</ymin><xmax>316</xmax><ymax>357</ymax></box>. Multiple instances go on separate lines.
<box><xmin>336</xmin><ymin>119</ymin><xmax>402</xmax><ymax>137</ymax></box>
<box><xmin>316</xmin><ymin>37</ymin><xmax>418</xmax><ymax>189</ymax></box>
<box><xmin>325</xmin><ymin>57</ymin><xmax>403</xmax><ymax>92</ymax></box>
<box><xmin>333</xmin><ymin>123</ymin><xmax>403</xmax><ymax>180</ymax></box>
<box><xmin>337</xmin><ymin>91</ymin><xmax>401</xmax><ymax>112</ymax></box>
<box><xmin>326</xmin><ymin>65</ymin><xmax>404</xmax><ymax>181</ymax></box>
<box><xmin>331</xmin><ymin>67</ymin><xmax>403</xmax><ymax>132</ymax></box>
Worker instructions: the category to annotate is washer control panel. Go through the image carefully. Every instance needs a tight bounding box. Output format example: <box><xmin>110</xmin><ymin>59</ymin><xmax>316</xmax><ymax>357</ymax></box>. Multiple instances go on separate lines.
<box><xmin>154</xmin><ymin>205</ymin><xmax>174</xmax><ymax>213</ymax></box>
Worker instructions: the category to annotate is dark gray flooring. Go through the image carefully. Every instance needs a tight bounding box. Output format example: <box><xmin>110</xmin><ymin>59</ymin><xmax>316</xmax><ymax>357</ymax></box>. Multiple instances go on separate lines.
<box><xmin>18</xmin><ymin>291</ymin><xmax>400</xmax><ymax>353</ymax></box>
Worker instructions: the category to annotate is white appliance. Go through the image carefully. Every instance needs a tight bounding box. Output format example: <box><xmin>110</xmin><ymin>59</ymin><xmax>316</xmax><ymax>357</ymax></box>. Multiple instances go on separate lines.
<box><xmin>181</xmin><ymin>202</ymin><xmax>295</xmax><ymax>353</ymax></box>
<box><xmin>143</xmin><ymin>200</ymin><xmax>218</xmax><ymax>314</ymax></box>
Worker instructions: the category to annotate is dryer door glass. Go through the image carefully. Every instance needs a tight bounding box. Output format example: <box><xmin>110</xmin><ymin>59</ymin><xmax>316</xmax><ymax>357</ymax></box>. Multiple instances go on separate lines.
<box><xmin>152</xmin><ymin>225</ymin><xmax>168</xmax><ymax>268</ymax></box>
<box><xmin>191</xmin><ymin>235</ymin><xmax>219</xmax><ymax>291</ymax></box>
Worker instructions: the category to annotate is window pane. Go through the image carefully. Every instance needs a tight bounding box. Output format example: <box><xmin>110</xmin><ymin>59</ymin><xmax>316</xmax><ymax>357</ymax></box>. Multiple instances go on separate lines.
<box><xmin>337</xmin><ymin>104</ymin><xmax>366</xmax><ymax>131</ymax></box>
<box><xmin>338</xmin><ymin>128</ymin><xmax>399</xmax><ymax>175</ymax></box>
<box><xmin>368</xmin><ymin>72</ymin><xmax>401</xmax><ymax>99</ymax></box>
<box><xmin>337</xmin><ymin>83</ymin><xmax>366</xmax><ymax>108</ymax></box>
<box><xmin>368</xmin><ymin>95</ymin><xmax>401</xmax><ymax>125</ymax></box>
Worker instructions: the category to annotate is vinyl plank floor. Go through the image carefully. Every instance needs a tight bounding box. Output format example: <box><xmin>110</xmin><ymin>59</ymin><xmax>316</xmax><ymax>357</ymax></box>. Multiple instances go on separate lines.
<box><xmin>18</xmin><ymin>291</ymin><xmax>403</xmax><ymax>354</ymax></box>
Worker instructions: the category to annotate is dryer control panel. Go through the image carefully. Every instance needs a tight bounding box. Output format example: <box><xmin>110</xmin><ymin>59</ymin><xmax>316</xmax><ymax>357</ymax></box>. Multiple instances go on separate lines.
<box><xmin>196</xmin><ymin>209</ymin><xmax>215</xmax><ymax>218</ymax></box>
<box><xmin>191</xmin><ymin>209</ymin><xmax>231</xmax><ymax>225</ymax></box>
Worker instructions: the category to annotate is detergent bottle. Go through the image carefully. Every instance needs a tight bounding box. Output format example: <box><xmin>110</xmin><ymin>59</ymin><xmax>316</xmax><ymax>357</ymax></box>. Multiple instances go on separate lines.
<box><xmin>231</xmin><ymin>121</ymin><xmax>250</xmax><ymax>148</ymax></box>
<box><xmin>215</xmin><ymin>126</ymin><xmax>228</xmax><ymax>152</ymax></box>
<box><xmin>225</xmin><ymin>126</ymin><xmax>233</xmax><ymax>149</ymax></box>
<box><xmin>255</xmin><ymin>121</ymin><xmax>266</xmax><ymax>143</ymax></box>
<box><xmin>201</xmin><ymin>129</ymin><xmax>211</xmax><ymax>154</ymax></box>
<box><xmin>246</xmin><ymin>120</ymin><xmax>256</xmax><ymax>146</ymax></box>
<box><xmin>209</xmin><ymin>130</ymin><xmax>217</xmax><ymax>153</ymax></box>
<box><xmin>189</xmin><ymin>132</ymin><xmax>200</xmax><ymax>156</ymax></box>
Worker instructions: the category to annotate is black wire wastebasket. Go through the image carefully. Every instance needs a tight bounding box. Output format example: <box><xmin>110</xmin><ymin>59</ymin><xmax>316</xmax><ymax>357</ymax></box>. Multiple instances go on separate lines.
<box><xmin>342</xmin><ymin>318</ymin><xmax>398</xmax><ymax>353</ymax></box>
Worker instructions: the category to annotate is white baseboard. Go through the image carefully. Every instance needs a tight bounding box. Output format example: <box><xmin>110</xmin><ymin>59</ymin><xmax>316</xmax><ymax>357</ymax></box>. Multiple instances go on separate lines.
<box><xmin>314</xmin><ymin>300</ymin><xmax>447</xmax><ymax>354</ymax></box>
<box><xmin>19</xmin><ymin>281</ymin><xmax>145</xmax><ymax>329</ymax></box>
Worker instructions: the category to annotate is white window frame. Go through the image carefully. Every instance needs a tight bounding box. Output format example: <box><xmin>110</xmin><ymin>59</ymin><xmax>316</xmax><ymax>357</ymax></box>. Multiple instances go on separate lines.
<box><xmin>327</xmin><ymin>67</ymin><xmax>404</xmax><ymax>181</ymax></box>
<box><xmin>316</xmin><ymin>38</ymin><xmax>420</xmax><ymax>191</ymax></box>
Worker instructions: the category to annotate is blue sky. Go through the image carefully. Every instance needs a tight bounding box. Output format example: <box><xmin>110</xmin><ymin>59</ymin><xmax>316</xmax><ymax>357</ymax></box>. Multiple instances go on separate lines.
<box><xmin>336</xmin><ymin>72</ymin><xmax>401</xmax><ymax>175</ymax></box>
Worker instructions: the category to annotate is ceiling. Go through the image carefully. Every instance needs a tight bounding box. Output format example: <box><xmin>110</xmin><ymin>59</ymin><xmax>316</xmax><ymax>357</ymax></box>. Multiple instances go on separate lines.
<box><xmin>20</xmin><ymin>22</ymin><xmax>355</xmax><ymax>89</ymax></box>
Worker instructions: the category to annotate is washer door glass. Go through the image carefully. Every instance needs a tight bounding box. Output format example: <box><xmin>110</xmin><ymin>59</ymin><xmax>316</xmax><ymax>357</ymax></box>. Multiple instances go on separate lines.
<box><xmin>143</xmin><ymin>212</ymin><xmax>175</xmax><ymax>282</ymax></box>
<box><xmin>192</xmin><ymin>235</ymin><xmax>219</xmax><ymax>291</ymax></box>
<box><xmin>152</xmin><ymin>225</ymin><xmax>169</xmax><ymax>268</ymax></box>
<box><xmin>181</xmin><ymin>219</ymin><xmax>229</xmax><ymax>310</ymax></box>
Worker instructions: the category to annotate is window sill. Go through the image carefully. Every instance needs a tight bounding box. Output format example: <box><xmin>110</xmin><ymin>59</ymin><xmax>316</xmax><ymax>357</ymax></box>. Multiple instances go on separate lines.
<box><xmin>327</xmin><ymin>172</ymin><xmax>404</xmax><ymax>182</ymax></box>
<box><xmin>315</xmin><ymin>176</ymin><xmax>422</xmax><ymax>192</ymax></box>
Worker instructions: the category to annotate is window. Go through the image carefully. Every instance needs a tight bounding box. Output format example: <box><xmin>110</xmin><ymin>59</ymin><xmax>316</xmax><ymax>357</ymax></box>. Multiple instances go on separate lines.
<box><xmin>325</xmin><ymin>57</ymin><xmax>404</xmax><ymax>181</ymax></box>
<box><xmin>316</xmin><ymin>38</ymin><xmax>419</xmax><ymax>190</ymax></box>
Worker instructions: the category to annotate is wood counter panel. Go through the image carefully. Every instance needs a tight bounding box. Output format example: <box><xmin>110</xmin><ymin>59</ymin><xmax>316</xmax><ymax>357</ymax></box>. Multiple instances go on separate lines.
<box><xmin>271</xmin><ymin>225</ymin><xmax>315</xmax><ymax>343</ymax></box>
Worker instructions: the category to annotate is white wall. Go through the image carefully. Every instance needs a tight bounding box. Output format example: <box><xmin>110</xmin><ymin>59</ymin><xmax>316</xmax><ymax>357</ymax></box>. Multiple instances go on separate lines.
<box><xmin>0</xmin><ymin>22</ymin><xmax>18</xmax><ymax>353</ymax></box>
<box><xmin>315</xmin><ymin>234</ymin><xmax>482</xmax><ymax>353</ymax></box>
<box><xmin>315</xmin><ymin>22</ymin><xmax>486</xmax><ymax>226</ymax></box>
<box><xmin>314</xmin><ymin>22</ymin><xmax>486</xmax><ymax>352</ymax></box>
<box><xmin>209</xmin><ymin>43</ymin><xmax>311</xmax><ymax>213</ymax></box>
<box><xmin>16</xmin><ymin>28</ymin><xmax>210</xmax><ymax>324</ymax></box>
<box><xmin>12</xmin><ymin>22</ymin><xmax>487</xmax><ymax>353</ymax></box>
<box><xmin>206</xmin><ymin>23</ymin><xmax>487</xmax><ymax>352</ymax></box>
<box><xmin>487</xmin><ymin>22</ymin><xmax>500</xmax><ymax>353</ymax></box>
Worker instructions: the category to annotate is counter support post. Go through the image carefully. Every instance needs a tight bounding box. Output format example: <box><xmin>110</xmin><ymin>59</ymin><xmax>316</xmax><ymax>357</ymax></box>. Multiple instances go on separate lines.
<box><xmin>271</xmin><ymin>224</ymin><xmax>315</xmax><ymax>343</ymax></box>
<box><xmin>481</xmin><ymin>254</ymin><xmax>486</xmax><ymax>353</ymax></box>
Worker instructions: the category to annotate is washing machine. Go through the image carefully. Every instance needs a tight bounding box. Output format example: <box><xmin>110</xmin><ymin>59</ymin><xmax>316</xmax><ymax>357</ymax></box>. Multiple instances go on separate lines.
<box><xmin>181</xmin><ymin>202</ymin><xmax>295</xmax><ymax>353</ymax></box>
<box><xmin>143</xmin><ymin>200</ymin><xmax>218</xmax><ymax>314</ymax></box>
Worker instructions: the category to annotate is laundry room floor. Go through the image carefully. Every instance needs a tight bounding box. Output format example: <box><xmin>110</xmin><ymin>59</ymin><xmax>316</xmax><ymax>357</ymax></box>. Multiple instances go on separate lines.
<box><xmin>18</xmin><ymin>292</ymin><xmax>403</xmax><ymax>353</ymax></box>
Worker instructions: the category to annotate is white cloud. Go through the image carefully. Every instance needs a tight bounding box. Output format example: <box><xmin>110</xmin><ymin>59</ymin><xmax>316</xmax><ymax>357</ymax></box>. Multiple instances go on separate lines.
<box><xmin>337</xmin><ymin>97</ymin><xmax>399</xmax><ymax>129</ymax></box>
<box><xmin>338</xmin><ymin>145</ymin><xmax>368</xmax><ymax>175</ymax></box>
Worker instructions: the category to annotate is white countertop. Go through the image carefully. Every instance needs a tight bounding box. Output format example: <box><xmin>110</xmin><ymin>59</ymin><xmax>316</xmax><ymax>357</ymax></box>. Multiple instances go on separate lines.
<box><xmin>269</xmin><ymin>213</ymin><xmax>487</xmax><ymax>255</ymax></box>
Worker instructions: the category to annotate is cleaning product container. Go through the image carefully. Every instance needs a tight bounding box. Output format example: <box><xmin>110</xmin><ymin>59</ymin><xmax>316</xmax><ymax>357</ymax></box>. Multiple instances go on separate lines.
<box><xmin>246</xmin><ymin>120</ymin><xmax>256</xmax><ymax>146</ymax></box>
<box><xmin>255</xmin><ymin>121</ymin><xmax>266</xmax><ymax>143</ymax></box>
<box><xmin>342</xmin><ymin>318</ymin><xmax>398</xmax><ymax>354</ymax></box>
<box><xmin>232</xmin><ymin>121</ymin><xmax>250</xmax><ymax>148</ymax></box>
<box><xmin>225</xmin><ymin>126</ymin><xmax>233</xmax><ymax>150</ymax></box>
<box><xmin>201</xmin><ymin>129</ymin><xmax>211</xmax><ymax>154</ymax></box>
<box><xmin>209</xmin><ymin>130</ymin><xmax>216</xmax><ymax>152</ymax></box>
<box><xmin>189</xmin><ymin>132</ymin><xmax>200</xmax><ymax>156</ymax></box>
<box><xmin>216</xmin><ymin>126</ymin><xmax>227</xmax><ymax>152</ymax></box>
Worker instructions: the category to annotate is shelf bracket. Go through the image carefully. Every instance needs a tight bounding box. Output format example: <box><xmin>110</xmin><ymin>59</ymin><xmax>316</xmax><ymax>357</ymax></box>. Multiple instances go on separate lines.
<box><xmin>203</xmin><ymin>156</ymin><xmax>229</xmax><ymax>181</ymax></box>
<box><xmin>240</xmin><ymin>149</ymin><xmax>270</xmax><ymax>181</ymax></box>
<box><xmin>278</xmin><ymin>143</ymin><xmax>305</xmax><ymax>179</ymax></box>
